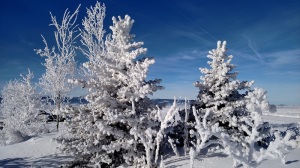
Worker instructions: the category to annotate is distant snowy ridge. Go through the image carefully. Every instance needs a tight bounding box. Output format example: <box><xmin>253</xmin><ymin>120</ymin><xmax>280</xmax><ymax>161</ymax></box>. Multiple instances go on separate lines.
<box><xmin>263</xmin><ymin>113</ymin><xmax>300</xmax><ymax>119</ymax></box>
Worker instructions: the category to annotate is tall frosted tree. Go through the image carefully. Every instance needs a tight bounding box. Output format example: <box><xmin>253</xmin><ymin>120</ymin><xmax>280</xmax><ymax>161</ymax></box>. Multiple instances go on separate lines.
<box><xmin>58</xmin><ymin>2</ymin><xmax>164</xmax><ymax>167</ymax></box>
<box><xmin>36</xmin><ymin>6</ymin><xmax>80</xmax><ymax>131</ymax></box>
<box><xmin>189</xmin><ymin>41</ymin><xmax>296</xmax><ymax>167</ymax></box>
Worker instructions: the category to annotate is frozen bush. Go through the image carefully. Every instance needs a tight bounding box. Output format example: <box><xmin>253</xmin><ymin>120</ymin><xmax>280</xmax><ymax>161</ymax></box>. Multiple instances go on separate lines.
<box><xmin>0</xmin><ymin>70</ymin><xmax>46</xmax><ymax>145</ymax></box>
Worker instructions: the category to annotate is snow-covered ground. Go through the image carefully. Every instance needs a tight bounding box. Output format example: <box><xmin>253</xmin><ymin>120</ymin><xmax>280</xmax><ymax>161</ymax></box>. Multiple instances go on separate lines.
<box><xmin>0</xmin><ymin>133</ymin><xmax>73</xmax><ymax>167</ymax></box>
<box><xmin>162</xmin><ymin>148</ymin><xmax>300</xmax><ymax>168</ymax></box>
<box><xmin>0</xmin><ymin>105</ymin><xmax>299</xmax><ymax>167</ymax></box>
<box><xmin>263</xmin><ymin>106</ymin><xmax>300</xmax><ymax>124</ymax></box>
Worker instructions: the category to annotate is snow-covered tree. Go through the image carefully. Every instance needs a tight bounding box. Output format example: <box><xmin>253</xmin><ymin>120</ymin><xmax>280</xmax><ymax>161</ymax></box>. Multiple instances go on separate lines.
<box><xmin>189</xmin><ymin>41</ymin><xmax>296</xmax><ymax>167</ymax></box>
<box><xmin>0</xmin><ymin>70</ymin><xmax>46</xmax><ymax>145</ymax></box>
<box><xmin>36</xmin><ymin>6</ymin><xmax>80</xmax><ymax>131</ymax></box>
<box><xmin>57</xmin><ymin>2</ymin><xmax>164</xmax><ymax>167</ymax></box>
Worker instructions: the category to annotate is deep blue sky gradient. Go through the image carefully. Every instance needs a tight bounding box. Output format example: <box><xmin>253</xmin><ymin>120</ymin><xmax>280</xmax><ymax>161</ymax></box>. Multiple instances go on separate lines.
<box><xmin>0</xmin><ymin>0</ymin><xmax>299</xmax><ymax>105</ymax></box>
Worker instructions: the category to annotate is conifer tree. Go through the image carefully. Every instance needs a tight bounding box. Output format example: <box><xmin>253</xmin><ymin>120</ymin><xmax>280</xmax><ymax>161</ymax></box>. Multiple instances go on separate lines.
<box><xmin>58</xmin><ymin>2</ymin><xmax>163</xmax><ymax>167</ymax></box>
<box><xmin>189</xmin><ymin>41</ymin><xmax>296</xmax><ymax>167</ymax></box>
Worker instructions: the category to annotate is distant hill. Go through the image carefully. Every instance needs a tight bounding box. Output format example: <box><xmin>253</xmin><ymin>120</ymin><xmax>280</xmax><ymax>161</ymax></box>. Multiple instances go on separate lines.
<box><xmin>40</xmin><ymin>96</ymin><xmax>88</xmax><ymax>105</ymax></box>
<box><xmin>0</xmin><ymin>96</ymin><xmax>192</xmax><ymax>106</ymax></box>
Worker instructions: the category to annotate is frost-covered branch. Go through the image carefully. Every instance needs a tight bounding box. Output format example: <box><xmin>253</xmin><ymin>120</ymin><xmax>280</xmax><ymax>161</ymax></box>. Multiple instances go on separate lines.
<box><xmin>154</xmin><ymin>99</ymin><xmax>178</xmax><ymax>163</ymax></box>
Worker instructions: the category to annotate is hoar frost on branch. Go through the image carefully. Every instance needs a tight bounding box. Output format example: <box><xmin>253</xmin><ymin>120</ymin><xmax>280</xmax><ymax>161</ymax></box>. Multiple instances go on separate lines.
<box><xmin>36</xmin><ymin>6</ymin><xmax>80</xmax><ymax>131</ymax></box>
<box><xmin>0</xmin><ymin>70</ymin><xmax>46</xmax><ymax>145</ymax></box>
<box><xmin>57</xmin><ymin>2</ymin><xmax>167</xmax><ymax>168</ymax></box>
<box><xmin>189</xmin><ymin>41</ymin><xmax>297</xmax><ymax>168</ymax></box>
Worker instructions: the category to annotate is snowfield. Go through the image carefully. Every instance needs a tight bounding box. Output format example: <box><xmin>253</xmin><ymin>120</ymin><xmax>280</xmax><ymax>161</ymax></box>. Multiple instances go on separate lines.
<box><xmin>0</xmin><ymin>105</ymin><xmax>299</xmax><ymax>167</ymax></box>
<box><xmin>0</xmin><ymin>133</ymin><xmax>73</xmax><ymax>167</ymax></box>
<box><xmin>162</xmin><ymin>148</ymin><xmax>300</xmax><ymax>168</ymax></box>
<box><xmin>263</xmin><ymin>106</ymin><xmax>300</xmax><ymax>124</ymax></box>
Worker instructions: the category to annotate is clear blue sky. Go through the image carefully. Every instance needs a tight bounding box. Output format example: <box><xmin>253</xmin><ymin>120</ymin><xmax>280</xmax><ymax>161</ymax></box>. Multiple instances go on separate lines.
<box><xmin>0</xmin><ymin>0</ymin><xmax>299</xmax><ymax>105</ymax></box>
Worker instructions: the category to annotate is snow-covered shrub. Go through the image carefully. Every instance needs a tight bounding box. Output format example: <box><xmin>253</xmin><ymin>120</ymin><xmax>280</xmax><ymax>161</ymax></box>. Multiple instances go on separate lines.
<box><xmin>154</xmin><ymin>99</ymin><xmax>179</xmax><ymax>163</ymax></box>
<box><xmin>0</xmin><ymin>70</ymin><xmax>47</xmax><ymax>145</ymax></box>
<box><xmin>189</xmin><ymin>41</ymin><xmax>297</xmax><ymax>167</ymax></box>
<box><xmin>36</xmin><ymin>6</ymin><xmax>79</xmax><ymax>131</ymax></box>
<box><xmin>57</xmin><ymin>2</ymin><xmax>164</xmax><ymax>167</ymax></box>
<box><xmin>5</xmin><ymin>130</ymin><xmax>29</xmax><ymax>145</ymax></box>
<box><xmin>154</xmin><ymin>98</ymin><xmax>191</xmax><ymax>159</ymax></box>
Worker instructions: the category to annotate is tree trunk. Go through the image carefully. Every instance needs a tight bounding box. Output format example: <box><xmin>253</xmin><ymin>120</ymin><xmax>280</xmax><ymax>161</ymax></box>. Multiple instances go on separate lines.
<box><xmin>184</xmin><ymin>98</ymin><xmax>189</xmax><ymax>155</ymax></box>
<box><xmin>56</xmin><ymin>114</ymin><xmax>59</xmax><ymax>131</ymax></box>
<box><xmin>56</xmin><ymin>94</ymin><xmax>61</xmax><ymax>132</ymax></box>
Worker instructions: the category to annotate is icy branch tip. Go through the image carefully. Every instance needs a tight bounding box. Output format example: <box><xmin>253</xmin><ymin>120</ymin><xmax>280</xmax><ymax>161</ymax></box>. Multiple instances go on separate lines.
<box><xmin>217</xmin><ymin>40</ymin><xmax>227</xmax><ymax>51</ymax></box>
